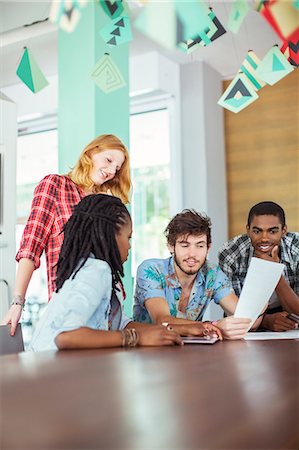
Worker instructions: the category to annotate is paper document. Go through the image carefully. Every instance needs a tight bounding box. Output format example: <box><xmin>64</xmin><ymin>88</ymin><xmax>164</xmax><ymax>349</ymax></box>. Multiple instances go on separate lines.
<box><xmin>234</xmin><ymin>257</ymin><xmax>284</xmax><ymax>329</ymax></box>
<box><xmin>244</xmin><ymin>330</ymin><xmax>299</xmax><ymax>340</ymax></box>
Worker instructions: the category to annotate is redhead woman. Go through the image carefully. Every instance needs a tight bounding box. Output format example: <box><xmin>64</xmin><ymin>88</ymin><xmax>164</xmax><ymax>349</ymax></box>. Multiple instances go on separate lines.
<box><xmin>3</xmin><ymin>134</ymin><xmax>131</xmax><ymax>335</ymax></box>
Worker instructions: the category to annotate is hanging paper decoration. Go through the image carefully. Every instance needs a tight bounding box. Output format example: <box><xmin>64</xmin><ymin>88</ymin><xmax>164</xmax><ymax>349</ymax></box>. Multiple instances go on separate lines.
<box><xmin>134</xmin><ymin>1</ymin><xmax>177</xmax><ymax>51</ymax></box>
<box><xmin>100</xmin><ymin>15</ymin><xmax>132</xmax><ymax>46</ymax></box>
<box><xmin>178</xmin><ymin>7</ymin><xmax>226</xmax><ymax>54</ymax></box>
<box><xmin>280</xmin><ymin>28</ymin><xmax>299</xmax><ymax>67</ymax></box>
<box><xmin>99</xmin><ymin>0</ymin><xmax>124</xmax><ymax>19</ymax></box>
<box><xmin>135</xmin><ymin>0</ymin><xmax>222</xmax><ymax>53</ymax></box>
<box><xmin>49</xmin><ymin>0</ymin><xmax>88</xmax><ymax>33</ymax></box>
<box><xmin>91</xmin><ymin>53</ymin><xmax>126</xmax><ymax>93</ymax></box>
<box><xmin>239</xmin><ymin>50</ymin><xmax>266</xmax><ymax>90</ymax></box>
<box><xmin>207</xmin><ymin>8</ymin><xmax>227</xmax><ymax>44</ymax></box>
<box><xmin>174</xmin><ymin>1</ymin><xmax>217</xmax><ymax>45</ymax></box>
<box><xmin>227</xmin><ymin>0</ymin><xmax>250</xmax><ymax>34</ymax></box>
<box><xmin>16</xmin><ymin>47</ymin><xmax>49</xmax><ymax>93</ymax></box>
<box><xmin>293</xmin><ymin>1</ymin><xmax>299</xmax><ymax>11</ymax></box>
<box><xmin>218</xmin><ymin>73</ymin><xmax>259</xmax><ymax>113</ymax></box>
<box><xmin>255</xmin><ymin>45</ymin><xmax>294</xmax><ymax>85</ymax></box>
<box><xmin>178</xmin><ymin>38</ymin><xmax>201</xmax><ymax>54</ymax></box>
<box><xmin>257</xmin><ymin>0</ymin><xmax>299</xmax><ymax>42</ymax></box>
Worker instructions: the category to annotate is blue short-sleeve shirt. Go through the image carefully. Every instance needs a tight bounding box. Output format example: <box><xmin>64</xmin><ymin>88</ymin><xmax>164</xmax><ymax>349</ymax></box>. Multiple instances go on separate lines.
<box><xmin>30</xmin><ymin>257</ymin><xmax>131</xmax><ymax>351</ymax></box>
<box><xmin>133</xmin><ymin>256</ymin><xmax>234</xmax><ymax>323</ymax></box>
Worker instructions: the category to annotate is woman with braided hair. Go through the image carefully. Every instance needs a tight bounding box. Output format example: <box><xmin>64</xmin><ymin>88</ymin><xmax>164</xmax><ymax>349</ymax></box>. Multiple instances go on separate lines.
<box><xmin>4</xmin><ymin>134</ymin><xmax>131</xmax><ymax>336</ymax></box>
<box><xmin>30</xmin><ymin>194</ymin><xmax>184</xmax><ymax>350</ymax></box>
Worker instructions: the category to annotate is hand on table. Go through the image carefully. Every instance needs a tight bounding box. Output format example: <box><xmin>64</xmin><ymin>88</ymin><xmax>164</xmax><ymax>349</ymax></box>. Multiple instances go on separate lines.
<box><xmin>261</xmin><ymin>312</ymin><xmax>298</xmax><ymax>332</ymax></box>
<box><xmin>217</xmin><ymin>316</ymin><xmax>251</xmax><ymax>340</ymax></box>
<box><xmin>2</xmin><ymin>305</ymin><xmax>23</xmax><ymax>336</ymax></box>
<box><xmin>172</xmin><ymin>322</ymin><xmax>223</xmax><ymax>340</ymax></box>
<box><xmin>138</xmin><ymin>325</ymin><xmax>183</xmax><ymax>346</ymax></box>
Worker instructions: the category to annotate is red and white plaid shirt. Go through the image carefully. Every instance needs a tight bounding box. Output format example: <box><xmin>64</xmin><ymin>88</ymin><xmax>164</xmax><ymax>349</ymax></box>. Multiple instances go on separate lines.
<box><xmin>16</xmin><ymin>174</ymin><xmax>86</xmax><ymax>300</ymax></box>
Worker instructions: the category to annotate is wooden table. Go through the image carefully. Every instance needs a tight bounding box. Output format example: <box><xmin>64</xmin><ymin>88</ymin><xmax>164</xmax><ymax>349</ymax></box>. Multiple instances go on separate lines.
<box><xmin>1</xmin><ymin>339</ymin><xmax>298</xmax><ymax>449</ymax></box>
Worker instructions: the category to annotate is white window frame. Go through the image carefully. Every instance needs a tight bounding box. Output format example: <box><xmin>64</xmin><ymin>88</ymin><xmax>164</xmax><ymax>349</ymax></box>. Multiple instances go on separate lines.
<box><xmin>130</xmin><ymin>94</ymin><xmax>183</xmax><ymax>217</ymax></box>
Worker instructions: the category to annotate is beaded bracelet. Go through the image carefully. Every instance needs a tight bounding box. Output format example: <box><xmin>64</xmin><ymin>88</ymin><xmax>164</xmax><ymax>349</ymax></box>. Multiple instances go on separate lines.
<box><xmin>121</xmin><ymin>328</ymin><xmax>139</xmax><ymax>347</ymax></box>
<box><xmin>11</xmin><ymin>295</ymin><xmax>26</xmax><ymax>310</ymax></box>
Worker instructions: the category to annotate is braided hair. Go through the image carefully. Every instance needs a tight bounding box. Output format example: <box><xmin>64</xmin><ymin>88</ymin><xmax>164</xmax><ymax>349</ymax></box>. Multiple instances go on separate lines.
<box><xmin>56</xmin><ymin>194</ymin><xmax>131</xmax><ymax>292</ymax></box>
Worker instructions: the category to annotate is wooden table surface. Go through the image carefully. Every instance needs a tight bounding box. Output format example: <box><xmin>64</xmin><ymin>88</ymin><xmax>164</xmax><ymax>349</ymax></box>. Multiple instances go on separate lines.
<box><xmin>1</xmin><ymin>339</ymin><xmax>298</xmax><ymax>450</ymax></box>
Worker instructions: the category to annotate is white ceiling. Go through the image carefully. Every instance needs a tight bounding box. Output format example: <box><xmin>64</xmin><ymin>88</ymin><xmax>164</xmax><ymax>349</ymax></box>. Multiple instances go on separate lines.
<box><xmin>0</xmin><ymin>0</ymin><xmax>282</xmax><ymax>88</ymax></box>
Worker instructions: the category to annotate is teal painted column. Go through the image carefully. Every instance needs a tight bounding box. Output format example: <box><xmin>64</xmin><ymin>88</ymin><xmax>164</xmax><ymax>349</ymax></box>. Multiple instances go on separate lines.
<box><xmin>58</xmin><ymin>1</ymin><xmax>133</xmax><ymax>316</ymax></box>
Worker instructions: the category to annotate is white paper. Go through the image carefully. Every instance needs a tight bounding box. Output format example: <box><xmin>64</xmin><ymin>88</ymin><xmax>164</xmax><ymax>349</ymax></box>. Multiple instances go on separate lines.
<box><xmin>244</xmin><ymin>330</ymin><xmax>299</xmax><ymax>340</ymax></box>
<box><xmin>234</xmin><ymin>257</ymin><xmax>284</xmax><ymax>329</ymax></box>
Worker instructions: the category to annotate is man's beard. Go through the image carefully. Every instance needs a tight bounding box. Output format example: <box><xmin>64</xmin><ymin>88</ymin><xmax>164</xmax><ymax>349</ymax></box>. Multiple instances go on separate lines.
<box><xmin>174</xmin><ymin>253</ymin><xmax>201</xmax><ymax>276</ymax></box>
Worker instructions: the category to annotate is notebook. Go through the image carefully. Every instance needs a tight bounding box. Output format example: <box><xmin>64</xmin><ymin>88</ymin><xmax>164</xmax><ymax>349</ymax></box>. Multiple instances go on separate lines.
<box><xmin>0</xmin><ymin>323</ymin><xmax>24</xmax><ymax>355</ymax></box>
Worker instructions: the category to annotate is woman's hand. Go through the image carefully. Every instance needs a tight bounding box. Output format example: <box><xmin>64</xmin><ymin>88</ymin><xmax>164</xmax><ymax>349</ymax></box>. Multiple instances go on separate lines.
<box><xmin>137</xmin><ymin>325</ymin><xmax>183</xmax><ymax>346</ymax></box>
<box><xmin>172</xmin><ymin>322</ymin><xmax>223</xmax><ymax>340</ymax></box>
<box><xmin>2</xmin><ymin>305</ymin><xmax>23</xmax><ymax>336</ymax></box>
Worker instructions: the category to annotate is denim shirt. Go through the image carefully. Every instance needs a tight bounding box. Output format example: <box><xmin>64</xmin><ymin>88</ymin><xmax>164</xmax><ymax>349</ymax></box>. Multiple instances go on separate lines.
<box><xmin>30</xmin><ymin>257</ymin><xmax>131</xmax><ymax>351</ymax></box>
<box><xmin>133</xmin><ymin>256</ymin><xmax>234</xmax><ymax>323</ymax></box>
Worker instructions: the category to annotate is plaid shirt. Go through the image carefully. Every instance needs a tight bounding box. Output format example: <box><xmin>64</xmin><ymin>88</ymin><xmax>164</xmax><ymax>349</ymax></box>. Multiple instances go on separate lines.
<box><xmin>218</xmin><ymin>233</ymin><xmax>299</xmax><ymax>299</ymax></box>
<box><xmin>16</xmin><ymin>174</ymin><xmax>85</xmax><ymax>300</ymax></box>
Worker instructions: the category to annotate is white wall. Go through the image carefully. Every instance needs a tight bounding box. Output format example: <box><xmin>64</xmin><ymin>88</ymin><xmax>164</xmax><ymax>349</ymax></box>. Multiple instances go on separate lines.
<box><xmin>0</xmin><ymin>93</ymin><xmax>17</xmax><ymax>319</ymax></box>
<box><xmin>2</xmin><ymin>75</ymin><xmax>58</xmax><ymax>121</ymax></box>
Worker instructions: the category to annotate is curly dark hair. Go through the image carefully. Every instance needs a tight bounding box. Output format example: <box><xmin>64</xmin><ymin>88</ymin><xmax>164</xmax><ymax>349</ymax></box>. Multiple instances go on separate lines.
<box><xmin>165</xmin><ymin>209</ymin><xmax>212</xmax><ymax>246</ymax></box>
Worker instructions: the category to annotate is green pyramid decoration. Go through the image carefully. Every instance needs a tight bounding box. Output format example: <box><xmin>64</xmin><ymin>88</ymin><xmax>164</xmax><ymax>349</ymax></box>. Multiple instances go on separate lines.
<box><xmin>16</xmin><ymin>48</ymin><xmax>49</xmax><ymax>93</ymax></box>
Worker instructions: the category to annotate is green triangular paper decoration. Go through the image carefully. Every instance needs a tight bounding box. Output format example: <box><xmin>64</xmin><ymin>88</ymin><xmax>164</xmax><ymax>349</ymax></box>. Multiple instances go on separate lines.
<box><xmin>255</xmin><ymin>46</ymin><xmax>294</xmax><ymax>86</ymax></box>
<box><xmin>218</xmin><ymin>73</ymin><xmax>259</xmax><ymax>113</ymax></box>
<box><xmin>272</xmin><ymin>54</ymin><xmax>285</xmax><ymax>71</ymax></box>
<box><xmin>227</xmin><ymin>0</ymin><xmax>250</xmax><ymax>34</ymax></box>
<box><xmin>16</xmin><ymin>48</ymin><xmax>49</xmax><ymax>93</ymax></box>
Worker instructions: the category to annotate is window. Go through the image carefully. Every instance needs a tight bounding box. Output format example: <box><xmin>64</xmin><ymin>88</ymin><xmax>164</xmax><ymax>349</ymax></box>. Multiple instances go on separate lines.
<box><xmin>16</xmin><ymin>129</ymin><xmax>58</xmax><ymax>345</ymax></box>
<box><xmin>130</xmin><ymin>108</ymin><xmax>171</xmax><ymax>274</ymax></box>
